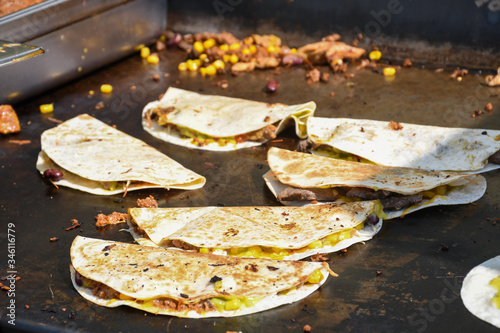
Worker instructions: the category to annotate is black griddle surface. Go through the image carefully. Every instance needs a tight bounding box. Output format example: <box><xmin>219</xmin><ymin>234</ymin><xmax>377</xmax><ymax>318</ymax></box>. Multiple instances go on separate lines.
<box><xmin>1</xmin><ymin>47</ymin><xmax>500</xmax><ymax>333</ymax></box>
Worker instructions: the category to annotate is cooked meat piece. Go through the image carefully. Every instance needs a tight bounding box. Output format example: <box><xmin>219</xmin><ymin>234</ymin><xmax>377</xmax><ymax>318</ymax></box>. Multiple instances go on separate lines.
<box><xmin>137</xmin><ymin>195</ymin><xmax>158</xmax><ymax>208</ymax></box>
<box><xmin>380</xmin><ymin>195</ymin><xmax>423</xmax><ymax>211</ymax></box>
<box><xmin>346</xmin><ymin>187</ymin><xmax>391</xmax><ymax>200</ymax></box>
<box><xmin>306</xmin><ymin>68</ymin><xmax>321</xmax><ymax>83</ymax></box>
<box><xmin>277</xmin><ymin>187</ymin><xmax>341</xmax><ymax>201</ymax></box>
<box><xmin>298</xmin><ymin>40</ymin><xmax>365</xmax><ymax>65</ymax></box>
<box><xmin>489</xmin><ymin>150</ymin><xmax>500</xmax><ymax>164</ymax></box>
<box><xmin>0</xmin><ymin>105</ymin><xmax>21</xmax><ymax>134</ymax></box>
<box><xmin>278</xmin><ymin>187</ymin><xmax>317</xmax><ymax>201</ymax></box>
<box><xmin>95</xmin><ymin>212</ymin><xmax>127</xmax><ymax>227</ymax></box>
<box><xmin>296</xmin><ymin>139</ymin><xmax>314</xmax><ymax>152</ymax></box>
<box><xmin>231</xmin><ymin>61</ymin><xmax>256</xmax><ymax>74</ymax></box>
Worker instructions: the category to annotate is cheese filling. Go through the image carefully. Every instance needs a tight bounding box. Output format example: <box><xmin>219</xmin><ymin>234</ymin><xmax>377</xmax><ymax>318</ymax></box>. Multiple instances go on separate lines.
<box><xmin>197</xmin><ymin>223</ymin><xmax>365</xmax><ymax>260</ymax></box>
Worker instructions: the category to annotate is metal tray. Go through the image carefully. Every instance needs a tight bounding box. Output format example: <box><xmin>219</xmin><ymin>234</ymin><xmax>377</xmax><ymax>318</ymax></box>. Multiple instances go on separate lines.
<box><xmin>0</xmin><ymin>0</ymin><xmax>166</xmax><ymax>105</ymax></box>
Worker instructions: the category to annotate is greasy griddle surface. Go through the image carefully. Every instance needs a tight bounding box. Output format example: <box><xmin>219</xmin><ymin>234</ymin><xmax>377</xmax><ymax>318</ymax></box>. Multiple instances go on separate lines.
<box><xmin>1</xmin><ymin>48</ymin><xmax>500</xmax><ymax>332</ymax></box>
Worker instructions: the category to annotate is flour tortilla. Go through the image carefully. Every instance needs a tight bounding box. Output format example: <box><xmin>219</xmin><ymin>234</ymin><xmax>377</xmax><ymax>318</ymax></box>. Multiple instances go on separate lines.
<box><xmin>308</xmin><ymin>117</ymin><xmax>500</xmax><ymax>173</ymax></box>
<box><xmin>461</xmin><ymin>256</ymin><xmax>500</xmax><ymax>329</ymax></box>
<box><xmin>36</xmin><ymin>114</ymin><xmax>205</xmax><ymax>195</ymax></box>
<box><xmin>142</xmin><ymin>87</ymin><xmax>316</xmax><ymax>151</ymax></box>
<box><xmin>70</xmin><ymin>236</ymin><xmax>332</xmax><ymax>318</ymax></box>
<box><xmin>127</xmin><ymin>202</ymin><xmax>382</xmax><ymax>261</ymax></box>
<box><xmin>264</xmin><ymin>147</ymin><xmax>487</xmax><ymax>219</ymax></box>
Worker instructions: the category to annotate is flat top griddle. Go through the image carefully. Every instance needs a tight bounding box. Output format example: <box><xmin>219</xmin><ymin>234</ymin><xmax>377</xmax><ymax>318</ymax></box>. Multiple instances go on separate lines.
<box><xmin>1</xmin><ymin>46</ymin><xmax>500</xmax><ymax>333</ymax></box>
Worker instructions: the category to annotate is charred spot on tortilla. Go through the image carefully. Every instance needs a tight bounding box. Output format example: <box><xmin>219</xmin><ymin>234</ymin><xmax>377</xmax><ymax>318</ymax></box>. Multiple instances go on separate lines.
<box><xmin>102</xmin><ymin>244</ymin><xmax>116</xmax><ymax>251</ymax></box>
<box><xmin>210</xmin><ymin>276</ymin><xmax>222</xmax><ymax>283</ymax></box>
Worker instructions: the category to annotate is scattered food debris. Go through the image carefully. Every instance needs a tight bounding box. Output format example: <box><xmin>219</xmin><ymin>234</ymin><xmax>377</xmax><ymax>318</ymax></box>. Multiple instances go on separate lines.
<box><xmin>49</xmin><ymin>237</ymin><xmax>59</xmax><ymax>242</ymax></box>
<box><xmin>0</xmin><ymin>105</ymin><xmax>21</xmax><ymax>134</ymax></box>
<box><xmin>137</xmin><ymin>195</ymin><xmax>158</xmax><ymax>208</ymax></box>
<box><xmin>303</xmin><ymin>324</ymin><xmax>312</xmax><ymax>333</ymax></box>
<box><xmin>66</xmin><ymin>219</ymin><xmax>81</xmax><ymax>231</ymax></box>
<box><xmin>95</xmin><ymin>212</ymin><xmax>127</xmax><ymax>227</ymax></box>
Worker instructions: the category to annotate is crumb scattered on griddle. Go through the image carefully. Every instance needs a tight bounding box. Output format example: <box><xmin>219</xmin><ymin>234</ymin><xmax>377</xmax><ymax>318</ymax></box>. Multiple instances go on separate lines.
<box><xmin>440</xmin><ymin>244</ymin><xmax>449</xmax><ymax>251</ymax></box>
<box><xmin>485</xmin><ymin>102</ymin><xmax>493</xmax><ymax>112</ymax></box>
<box><xmin>95</xmin><ymin>101</ymin><xmax>104</xmax><ymax>110</ymax></box>
<box><xmin>303</xmin><ymin>324</ymin><xmax>312</xmax><ymax>333</ymax></box>
<box><xmin>403</xmin><ymin>58</ymin><xmax>412</xmax><ymax>67</ymax></box>
<box><xmin>137</xmin><ymin>195</ymin><xmax>158</xmax><ymax>208</ymax></box>
<box><xmin>152</xmin><ymin>74</ymin><xmax>160</xmax><ymax>82</ymax></box>
<box><xmin>95</xmin><ymin>212</ymin><xmax>127</xmax><ymax>227</ymax></box>
<box><xmin>49</xmin><ymin>237</ymin><xmax>59</xmax><ymax>242</ymax></box>
<box><xmin>0</xmin><ymin>105</ymin><xmax>20</xmax><ymax>134</ymax></box>
<box><xmin>65</xmin><ymin>219</ymin><xmax>81</xmax><ymax>231</ymax></box>
<box><xmin>9</xmin><ymin>140</ymin><xmax>31</xmax><ymax>145</ymax></box>
<box><xmin>376</xmin><ymin>270</ymin><xmax>383</xmax><ymax>276</ymax></box>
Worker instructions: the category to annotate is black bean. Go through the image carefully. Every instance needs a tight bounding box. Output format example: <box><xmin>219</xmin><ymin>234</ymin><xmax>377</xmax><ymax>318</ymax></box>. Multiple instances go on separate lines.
<box><xmin>43</xmin><ymin>169</ymin><xmax>63</xmax><ymax>181</ymax></box>
<box><xmin>74</xmin><ymin>272</ymin><xmax>83</xmax><ymax>286</ymax></box>
<box><xmin>366</xmin><ymin>215</ymin><xmax>380</xmax><ymax>225</ymax></box>
<box><xmin>266</xmin><ymin>80</ymin><xmax>279</xmax><ymax>93</ymax></box>
<box><xmin>282</xmin><ymin>54</ymin><xmax>304</xmax><ymax>66</ymax></box>
<box><xmin>167</xmin><ymin>33</ymin><xmax>182</xmax><ymax>48</ymax></box>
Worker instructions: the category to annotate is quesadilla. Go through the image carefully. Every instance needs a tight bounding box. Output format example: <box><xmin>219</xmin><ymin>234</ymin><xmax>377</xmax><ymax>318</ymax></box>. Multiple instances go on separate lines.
<box><xmin>127</xmin><ymin>202</ymin><xmax>383</xmax><ymax>261</ymax></box>
<box><xmin>36</xmin><ymin>114</ymin><xmax>205</xmax><ymax>195</ymax></box>
<box><xmin>307</xmin><ymin>117</ymin><xmax>500</xmax><ymax>173</ymax></box>
<box><xmin>142</xmin><ymin>87</ymin><xmax>316</xmax><ymax>151</ymax></box>
<box><xmin>461</xmin><ymin>256</ymin><xmax>500</xmax><ymax>329</ymax></box>
<box><xmin>263</xmin><ymin>147</ymin><xmax>486</xmax><ymax>219</ymax></box>
<box><xmin>70</xmin><ymin>236</ymin><xmax>334</xmax><ymax>317</ymax></box>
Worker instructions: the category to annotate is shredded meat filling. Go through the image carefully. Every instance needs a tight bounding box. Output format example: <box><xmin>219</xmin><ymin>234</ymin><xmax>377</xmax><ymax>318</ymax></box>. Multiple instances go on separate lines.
<box><xmin>168</xmin><ymin>239</ymin><xmax>199</xmax><ymax>251</ymax></box>
<box><xmin>137</xmin><ymin>195</ymin><xmax>158</xmax><ymax>208</ymax></box>
<box><xmin>95</xmin><ymin>212</ymin><xmax>128</xmax><ymax>227</ymax></box>
<box><xmin>346</xmin><ymin>187</ymin><xmax>391</xmax><ymax>200</ymax></box>
<box><xmin>152</xmin><ymin>298</ymin><xmax>216</xmax><ymax>314</ymax></box>
<box><xmin>277</xmin><ymin>187</ymin><xmax>342</xmax><ymax>201</ymax></box>
<box><xmin>489</xmin><ymin>150</ymin><xmax>500</xmax><ymax>164</ymax></box>
<box><xmin>380</xmin><ymin>195</ymin><xmax>423</xmax><ymax>211</ymax></box>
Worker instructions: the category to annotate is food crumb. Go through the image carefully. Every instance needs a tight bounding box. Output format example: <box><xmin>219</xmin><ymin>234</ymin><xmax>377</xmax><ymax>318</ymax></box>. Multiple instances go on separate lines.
<box><xmin>403</xmin><ymin>58</ymin><xmax>412</xmax><ymax>67</ymax></box>
<box><xmin>485</xmin><ymin>102</ymin><xmax>493</xmax><ymax>112</ymax></box>
<box><xmin>49</xmin><ymin>237</ymin><xmax>59</xmax><ymax>242</ymax></box>
<box><xmin>0</xmin><ymin>105</ymin><xmax>21</xmax><ymax>134</ymax></box>
<box><xmin>389</xmin><ymin>121</ymin><xmax>403</xmax><ymax>130</ymax></box>
<box><xmin>303</xmin><ymin>324</ymin><xmax>312</xmax><ymax>332</ymax></box>
<box><xmin>95</xmin><ymin>212</ymin><xmax>127</xmax><ymax>227</ymax></box>
<box><xmin>8</xmin><ymin>140</ymin><xmax>31</xmax><ymax>145</ymax></box>
<box><xmin>330</xmin><ymin>92</ymin><xmax>335</xmax><ymax>97</ymax></box>
<box><xmin>440</xmin><ymin>244</ymin><xmax>449</xmax><ymax>251</ymax></box>
<box><xmin>376</xmin><ymin>270</ymin><xmax>383</xmax><ymax>276</ymax></box>
<box><xmin>66</xmin><ymin>219</ymin><xmax>81</xmax><ymax>231</ymax></box>
<box><xmin>130</xmin><ymin>85</ymin><xmax>136</xmax><ymax>90</ymax></box>
<box><xmin>95</xmin><ymin>101</ymin><xmax>104</xmax><ymax>110</ymax></box>
<box><xmin>152</xmin><ymin>74</ymin><xmax>160</xmax><ymax>82</ymax></box>
<box><xmin>137</xmin><ymin>195</ymin><xmax>158</xmax><ymax>208</ymax></box>
<box><xmin>306</xmin><ymin>68</ymin><xmax>321</xmax><ymax>83</ymax></box>
<box><xmin>25</xmin><ymin>305</ymin><xmax>29</xmax><ymax>309</ymax></box>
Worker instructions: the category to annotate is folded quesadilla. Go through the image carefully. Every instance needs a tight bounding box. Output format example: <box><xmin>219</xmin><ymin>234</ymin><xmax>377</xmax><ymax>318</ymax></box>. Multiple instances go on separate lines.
<box><xmin>263</xmin><ymin>147</ymin><xmax>486</xmax><ymax>219</ymax></box>
<box><xmin>70</xmin><ymin>236</ymin><xmax>334</xmax><ymax>317</ymax></box>
<box><xmin>461</xmin><ymin>256</ymin><xmax>500</xmax><ymax>329</ymax></box>
<box><xmin>36</xmin><ymin>114</ymin><xmax>206</xmax><ymax>195</ymax></box>
<box><xmin>127</xmin><ymin>202</ymin><xmax>383</xmax><ymax>261</ymax></box>
<box><xmin>307</xmin><ymin>117</ymin><xmax>500</xmax><ymax>173</ymax></box>
<box><xmin>142</xmin><ymin>87</ymin><xmax>316</xmax><ymax>151</ymax></box>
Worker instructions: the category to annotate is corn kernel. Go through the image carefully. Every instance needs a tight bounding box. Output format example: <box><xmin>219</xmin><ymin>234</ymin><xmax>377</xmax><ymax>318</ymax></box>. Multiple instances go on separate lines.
<box><xmin>249</xmin><ymin>45</ymin><xmax>257</xmax><ymax>53</ymax></box>
<box><xmin>229</xmin><ymin>54</ymin><xmax>239</xmax><ymax>64</ymax></box>
<box><xmin>326</xmin><ymin>233</ymin><xmax>339</xmax><ymax>244</ymax></box>
<box><xmin>214</xmin><ymin>280</ymin><xmax>223</xmax><ymax>290</ymax></box>
<box><xmin>307</xmin><ymin>240</ymin><xmax>323</xmax><ymax>249</ymax></box>
<box><xmin>229</xmin><ymin>42</ymin><xmax>241</xmax><ymax>50</ymax></box>
<box><xmin>100</xmin><ymin>84</ymin><xmax>113</xmax><ymax>94</ymax></box>
<box><xmin>223</xmin><ymin>54</ymin><xmax>231</xmax><ymax>62</ymax></box>
<box><xmin>178</xmin><ymin>62</ymin><xmax>187</xmax><ymax>71</ymax></box>
<box><xmin>89</xmin><ymin>90</ymin><xmax>94</xmax><ymax>95</ymax></box>
<box><xmin>267</xmin><ymin>45</ymin><xmax>276</xmax><ymax>53</ymax></box>
<box><xmin>369</xmin><ymin>50</ymin><xmax>382</xmax><ymax>61</ymax></box>
<box><xmin>243</xmin><ymin>37</ymin><xmax>253</xmax><ymax>45</ymax></box>
<box><xmin>199</xmin><ymin>67</ymin><xmax>207</xmax><ymax>76</ymax></box>
<box><xmin>147</xmin><ymin>54</ymin><xmax>159</xmax><ymax>64</ymax></box>
<box><xmin>213</xmin><ymin>59</ymin><xmax>225</xmax><ymax>69</ymax></box>
<box><xmin>199</xmin><ymin>247</ymin><xmax>209</xmax><ymax>253</ymax></box>
<box><xmin>203</xmin><ymin>38</ymin><xmax>215</xmax><ymax>49</ymax></box>
<box><xmin>242</xmin><ymin>48</ymin><xmax>251</xmax><ymax>55</ymax></box>
<box><xmin>290</xmin><ymin>48</ymin><xmax>297</xmax><ymax>54</ymax></box>
<box><xmin>383</xmin><ymin>67</ymin><xmax>396</xmax><ymax>76</ymax></box>
<box><xmin>307</xmin><ymin>270</ymin><xmax>324</xmax><ymax>284</ymax></box>
<box><xmin>39</xmin><ymin>103</ymin><xmax>54</xmax><ymax>113</ymax></box>
<box><xmin>193</xmin><ymin>59</ymin><xmax>202</xmax><ymax>67</ymax></box>
<box><xmin>220</xmin><ymin>44</ymin><xmax>229</xmax><ymax>51</ymax></box>
<box><xmin>206</xmin><ymin>65</ymin><xmax>217</xmax><ymax>75</ymax></box>
<box><xmin>193</xmin><ymin>41</ymin><xmax>204</xmax><ymax>53</ymax></box>
<box><xmin>225</xmin><ymin>298</ymin><xmax>242</xmax><ymax>311</ymax></box>
<box><xmin>140</xmin><ymin>47</ymin><xmax>150</xmax><ymax>58</ymax></box>
<box><xmin>199</xmin><ymin>53</ymin><xmax>208</xmax><ymax>60</ymax></box>
<box><xmin>187</xmin><ymin>61</ymin><xmax>198</xmax><ymax>71</ymax></box>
